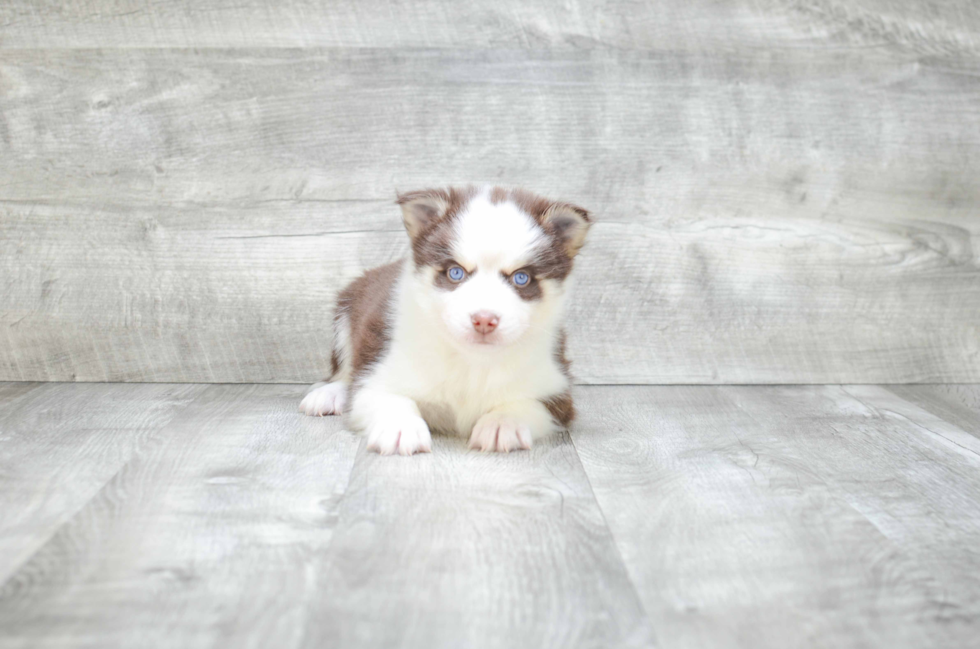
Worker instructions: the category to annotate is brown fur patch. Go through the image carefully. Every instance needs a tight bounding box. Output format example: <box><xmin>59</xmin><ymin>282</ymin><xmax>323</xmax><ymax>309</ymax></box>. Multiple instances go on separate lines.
<box><xmin>334</xmin><ymin>260</ymin><xmax>402</xmax><ymax>383</ymax></box>
<box><xmin>541</xmin><ymin>203</ymin><xmax>591</xmax><ymax>256</ymax></box>
<box><xmin>399</xmin><ymin>186</ymin><xmax>478</xmax><ymax>271</ymax></box>
<box><xmin>508</xmin><ymin>187</ymin><xmax>554</xmax><ymax>221</ymax></box>
<box><xmin>432</xmin><ymin>268</ymin><xmax>465</xmax><ymax>291</ymax></box>
<box><xmin>529</xmin><ymin>238</ymin><xmax>574</xmax><ymax>282</ymax></box>
<box><xmin>489</xmin><ymin>186</ymin><xmax>591</xmax><ymax>282</ymax></box>
<box><xmin>503</xmin><ymin>269</ymin><xmax>542</xmax><ymax>301</ymax></box>
<box><xmin>554</xmin><ymin>329</ymin><xmax>572</xmax><ymax>378</ymax></box>
<box><xmin>325</xmin><ymin>307</ymin><xmax>347</xmax><ymax>381</ymax></box>
<box><xmin>541</xmin><ymin>330</ymin><xmax>575</xmax><ymax>427</ymax></box>
<box><xmin>397</xmin><ymin>184</ymin><xmax>590</xmax><ymax>302</ymax></box>
<box><xmin>489</xmin><ymin>186</ymin><xmax>509</xmax><ymax>204</ymax></box>
<box><xmin>542</xmin><ymin>392</ymin><xmax>575</xmax><ymax>427</ymax></box>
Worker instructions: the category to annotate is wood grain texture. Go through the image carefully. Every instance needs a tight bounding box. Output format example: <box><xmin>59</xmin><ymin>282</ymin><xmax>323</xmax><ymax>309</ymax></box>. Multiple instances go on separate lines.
<box><xmin>0</xmin><ymin>382</ymin><xmax>204</xmax><ymax>583</ymax></box>
<box><xmin>0</xmin><ymin>384</ymin><xmax>652</xmax><ymax>648</ymax></box>
<box><xmin>571</xmin><ymin>385</ymin><xmax>980</xmax><ymax>649</ymax></box>
<box><xmin>0</xmin><ymin>384</ymin><xmax>361</xmax><ymax>649</ymax></box>
<box><xmin>0</xmin><ymin>201</ymin><xmax>399</xmax><ymax>383</ymax></box>
<box><xmin>2</xmin><ymin>46</ymin><xmax>979</xmax><ymax>383</ymax></box>
<box><xmin>302</xmin><ymin>432</ymin><xmax>654</xmax><ymax>649</ymax></box>
<box><xmin>2</xmin><ymin>383</ymin><xmax>980</xmax><ymax>647</ymax></box>
<box><xmin>1</xmin><ymin>0</ymin><xmax>978</xmax><ymax>51</ymax></box>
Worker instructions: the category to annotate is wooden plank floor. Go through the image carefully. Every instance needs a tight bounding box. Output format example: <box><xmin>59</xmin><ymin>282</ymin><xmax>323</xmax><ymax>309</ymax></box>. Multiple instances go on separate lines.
<box><xmin>0</xmin><ymin>383</ymin><xmax>978</xmax><ymax>648</ymax></box>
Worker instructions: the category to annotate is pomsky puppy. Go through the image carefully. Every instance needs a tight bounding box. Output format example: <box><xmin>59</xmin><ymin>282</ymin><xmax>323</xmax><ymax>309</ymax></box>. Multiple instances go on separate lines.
<box><xmin>300</xmin><ymin>186</ymin><xmax>591</xmax><ymax>455</ymax></box>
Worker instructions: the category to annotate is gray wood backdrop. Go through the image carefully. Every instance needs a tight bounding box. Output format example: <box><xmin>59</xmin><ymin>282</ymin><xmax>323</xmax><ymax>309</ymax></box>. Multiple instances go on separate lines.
<box><xmin>1</xmin><ymin>0</ymin><xmax>978</xmax><ymax>384</ymax></box>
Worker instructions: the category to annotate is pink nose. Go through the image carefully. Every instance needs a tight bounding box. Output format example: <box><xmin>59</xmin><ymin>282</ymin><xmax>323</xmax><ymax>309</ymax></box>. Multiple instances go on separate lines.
<box><xmin>470</xmin><ymin>311</ymin><xmax>500</xmax><ymax>335</ymax></box>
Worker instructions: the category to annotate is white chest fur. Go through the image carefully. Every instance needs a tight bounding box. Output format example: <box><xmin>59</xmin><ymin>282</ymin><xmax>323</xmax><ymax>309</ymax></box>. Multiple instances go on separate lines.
<box><xmin>366</xmin><ymin>262</ymin><xmax>569</xmax><ymax>436</ymax></box>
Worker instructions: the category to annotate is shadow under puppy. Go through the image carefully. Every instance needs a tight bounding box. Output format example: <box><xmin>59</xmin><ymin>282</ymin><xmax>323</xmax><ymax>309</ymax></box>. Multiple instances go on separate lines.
<box><xmin>300</xmin><ymin>186</ymin><xmax>591</xmax><ymax>455</ymax></box>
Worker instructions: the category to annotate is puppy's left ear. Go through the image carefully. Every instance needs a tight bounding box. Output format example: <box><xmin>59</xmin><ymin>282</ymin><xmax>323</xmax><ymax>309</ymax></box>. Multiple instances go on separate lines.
<box><xmin>396</xmin><ymin>188</ymin><xmax>451</xmax><ymax>240</ymax></box>
<box><xmin>542</xmin><ymin>203</ymin><xmax>592</xmax><ymax>257</ymax></box>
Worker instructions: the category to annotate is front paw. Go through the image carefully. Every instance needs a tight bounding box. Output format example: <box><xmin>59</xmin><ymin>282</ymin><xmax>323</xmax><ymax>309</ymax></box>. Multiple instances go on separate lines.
<box><xmin>299</xmin><ymin>382</ymin><xmax>347</xmax><ymax>417</ymax></box>
<box><xmin>469</xmin><ymin>413</ymin><xmax>532</xmax><ymax>453</ymax></box>
<box><xmin>366</xmin><ymin>416</ymin><xmax>432</xmax><ymax>456</ymax></box>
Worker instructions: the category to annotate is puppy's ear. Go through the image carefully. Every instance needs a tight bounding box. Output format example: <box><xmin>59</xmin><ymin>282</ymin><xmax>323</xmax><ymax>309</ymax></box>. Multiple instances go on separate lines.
<box><xmin>542</xmin><ymin>203</ymin><xmax>592</xmax><ymax>257</ymax></box>
<box><xmin>396</xmin><ymin>189</ymin><xmax>451</xmax><ymax>239</ymax></box>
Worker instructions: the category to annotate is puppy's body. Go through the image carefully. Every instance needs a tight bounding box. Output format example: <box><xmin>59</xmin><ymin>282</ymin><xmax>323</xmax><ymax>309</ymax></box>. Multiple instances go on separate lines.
<box><xmin>300</xmin><ymin>186</ymin><xmax>590</xmax><ymax>455</ymax></box>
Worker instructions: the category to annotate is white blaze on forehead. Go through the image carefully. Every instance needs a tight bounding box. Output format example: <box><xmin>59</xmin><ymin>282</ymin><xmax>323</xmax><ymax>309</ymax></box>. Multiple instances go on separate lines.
<box><xmin>451</xmin><ymin>193</ymin><xmax>545</xmax><ymax>270</ymax></box>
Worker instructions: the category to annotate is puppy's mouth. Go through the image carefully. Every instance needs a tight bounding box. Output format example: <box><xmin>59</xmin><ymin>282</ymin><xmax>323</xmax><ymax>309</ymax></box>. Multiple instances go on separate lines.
<box><xmin>465</xmin><ymin>331</ymin><xmax>503</xmax><ymax>346</ymax></box>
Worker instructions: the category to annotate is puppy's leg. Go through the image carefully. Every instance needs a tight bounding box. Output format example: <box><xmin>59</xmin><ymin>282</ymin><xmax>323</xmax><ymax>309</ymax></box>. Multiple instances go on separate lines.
<box><xmin>301</xmin><ymin>308</ymin><xmax>352</xmax><ymax>417</ymax></box>
<box><xmin>469</xmin><ymin>399</ymin><xmax>561</xmax><ymax>453</ymax></box>
<box><xmin>349</xmin><ymin>388</ymin><xmax>432</xmax><ymax>456</ymax></box>
<box><xmin>299</xmin><ymin>381</ymin><xmax>347</xmax><ymax>416</ymax></box>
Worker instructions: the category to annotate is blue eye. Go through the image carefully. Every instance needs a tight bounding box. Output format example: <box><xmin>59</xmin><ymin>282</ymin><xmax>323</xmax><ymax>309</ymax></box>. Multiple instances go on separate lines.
<box><xmin>447</xmin><ymin>265</ymin><xmax>466</xmax><ymax>282</ymax></box>
<box><xmin>513</xmin><ymin>271</ymin><xmax>530</xmax><ymax>286</ymax></box>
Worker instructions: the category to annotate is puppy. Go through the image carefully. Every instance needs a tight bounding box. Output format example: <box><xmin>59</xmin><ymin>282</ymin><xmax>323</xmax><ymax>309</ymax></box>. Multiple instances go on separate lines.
<box><xmin>300</xmin><ymin>185</ymin><xmax>591</xmax><ymax>455</ymax></box>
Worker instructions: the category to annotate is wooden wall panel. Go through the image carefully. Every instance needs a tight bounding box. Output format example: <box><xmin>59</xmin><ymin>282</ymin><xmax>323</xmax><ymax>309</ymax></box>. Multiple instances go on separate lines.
<box><xmin>2</xmin><ymin>196</ymin><xmax>979</xmax><ymax>383</ymax></box>
<box><xmin>1</xmin><ymin>1</ymin><xmax>978</xmax><ymax>51</ymax></box>
<box><xmin>1</xmin><ymin>10</ymin><xmax>979</xmax><ymax>383</ymax></box>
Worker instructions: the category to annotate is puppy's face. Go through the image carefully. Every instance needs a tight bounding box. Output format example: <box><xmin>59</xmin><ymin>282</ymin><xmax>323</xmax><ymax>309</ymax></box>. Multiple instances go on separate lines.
<box><xmin>399</xmin><ymin>186</ymin><xmax>591</xmax><ymax>349</ymax></box>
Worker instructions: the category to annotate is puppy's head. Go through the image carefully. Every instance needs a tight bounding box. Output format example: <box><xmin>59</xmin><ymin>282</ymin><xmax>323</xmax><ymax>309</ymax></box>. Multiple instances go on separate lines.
<box><xmin>398</xmin><ymin>186</ymin><xmax>591</xmax><ymax>349</ymax></box>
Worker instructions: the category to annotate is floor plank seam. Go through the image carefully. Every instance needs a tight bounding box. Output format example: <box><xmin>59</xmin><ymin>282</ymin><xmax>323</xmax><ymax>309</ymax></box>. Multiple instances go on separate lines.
<box><xmin>564</xmin><ymin>429</ymin><xmax>660</xmax><ymax>645</ymax></box>
<box><xmin>0</xmin><ymin>385</ymin><xmax>208</xmax><ymax>588</ymax></box>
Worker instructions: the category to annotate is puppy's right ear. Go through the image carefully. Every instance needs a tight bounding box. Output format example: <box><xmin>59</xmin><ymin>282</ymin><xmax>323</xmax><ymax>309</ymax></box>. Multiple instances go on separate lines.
<box><xmin>396</xmin><ymin>189</ymin><xmax>451</xmax><ymax>239</ymax></box>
